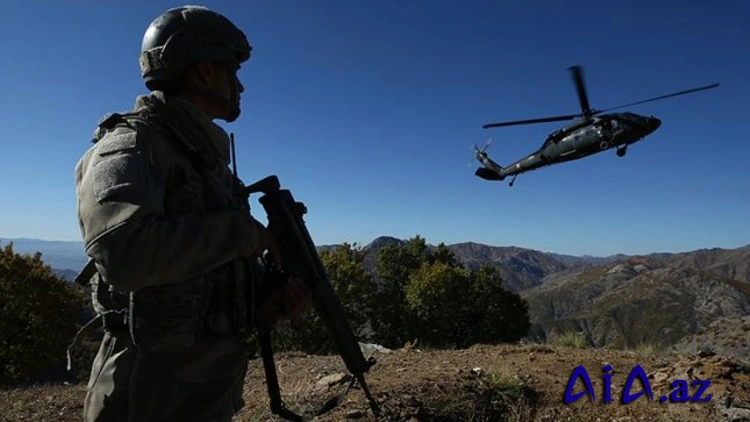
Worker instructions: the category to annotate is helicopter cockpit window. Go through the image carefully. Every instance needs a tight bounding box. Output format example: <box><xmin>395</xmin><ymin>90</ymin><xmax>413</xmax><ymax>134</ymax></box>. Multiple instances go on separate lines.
<box><xmin>617</xmin><ymin>114</ymin><xmax>636</xmax><ymax>127</ymax></box>
<box><xmin>619</xmin><ymin>113</ymin><xmax>645</xmax><ymax>125</ymax></box>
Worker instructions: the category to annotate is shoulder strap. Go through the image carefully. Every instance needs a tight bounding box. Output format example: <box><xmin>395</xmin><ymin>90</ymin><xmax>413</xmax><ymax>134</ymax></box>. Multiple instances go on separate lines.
<box><xmin>91</xmin><ymin>112</ymin><xmax>139</xmax><ymax>143</ymax></box>
<box><xmin>132</xmin><ymin>108</ymin><xmax>247</xmax><ymax>208</ymax></box>
<box><xmin>74</xmin><ymin>259</ymin><xmax>97</xmax><ymax>286</ymax></box>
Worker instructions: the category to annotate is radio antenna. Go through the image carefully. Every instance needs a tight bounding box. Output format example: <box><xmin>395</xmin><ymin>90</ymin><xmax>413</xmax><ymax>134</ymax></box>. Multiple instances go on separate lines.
<box><xmin>230</xmin><ymin>133</ymin><xmax>237</xmax><ymax>176</ymax></box>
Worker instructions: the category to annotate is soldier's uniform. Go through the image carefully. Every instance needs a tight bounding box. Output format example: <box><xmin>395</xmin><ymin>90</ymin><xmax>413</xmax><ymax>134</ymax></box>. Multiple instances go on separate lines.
<box><xmin>74</xmin><ymin>6</ymin><xmax>260</xmax><ymax>422</ymax></box>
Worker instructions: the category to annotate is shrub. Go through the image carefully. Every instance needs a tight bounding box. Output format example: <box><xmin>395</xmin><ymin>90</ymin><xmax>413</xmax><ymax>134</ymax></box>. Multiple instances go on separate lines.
<box><xmin>0</xmin><ymin>242</ymin><xmax>87</xmax><ymax>384</ymax></box>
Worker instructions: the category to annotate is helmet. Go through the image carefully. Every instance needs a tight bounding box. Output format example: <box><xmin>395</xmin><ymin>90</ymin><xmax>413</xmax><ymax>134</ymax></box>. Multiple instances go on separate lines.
<box><xmin>139</xmin><ymin>5</ymin><xmax>252</xmax><ymax>90</ymax></box>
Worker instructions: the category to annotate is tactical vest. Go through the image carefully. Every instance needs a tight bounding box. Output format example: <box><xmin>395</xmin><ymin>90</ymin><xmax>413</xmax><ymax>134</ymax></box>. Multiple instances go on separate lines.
<box><xmin>79</xmin><ymin>110</ymin><xmax>256</xmax><ymax>354</ymax></box>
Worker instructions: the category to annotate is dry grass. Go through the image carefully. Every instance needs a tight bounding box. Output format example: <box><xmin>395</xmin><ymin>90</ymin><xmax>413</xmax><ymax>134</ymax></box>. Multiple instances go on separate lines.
<box><xmin>632</xmin><ymin>340</ymin><xmax>669</xmax><ymax>358</ymax></box>
<box><xmin>2</xmin><ymin>344</ymin><xmax>749</xmax><ymax>422</ymax></box>
<box><xmin>0</xmin><ymin>383</ymin><xmax>85</xmax><ymax>422</ymax></box>
<box><xmin>549</xmin><ymin>331</ymin><xmax>588</xmax><ymax>349</ymax></box>
<box><xmin>398</xmin><ymin>371</ymin><xmax>540</xmax><ymax>422</ymax></box>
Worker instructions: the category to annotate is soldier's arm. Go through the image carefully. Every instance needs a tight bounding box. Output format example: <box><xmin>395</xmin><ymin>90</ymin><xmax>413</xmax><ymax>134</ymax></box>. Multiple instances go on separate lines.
<box><xmin>75</xmin><ymin>126</ymin><xmax>260</xmax><ymax>292</ymax></box>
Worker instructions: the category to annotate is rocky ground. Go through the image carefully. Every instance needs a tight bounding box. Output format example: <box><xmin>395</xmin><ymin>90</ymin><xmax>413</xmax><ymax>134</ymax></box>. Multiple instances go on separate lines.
<box><xmin>2</xmin><ymin>343</ymin><xmax>750</xmax><ymax>422</ymax></box>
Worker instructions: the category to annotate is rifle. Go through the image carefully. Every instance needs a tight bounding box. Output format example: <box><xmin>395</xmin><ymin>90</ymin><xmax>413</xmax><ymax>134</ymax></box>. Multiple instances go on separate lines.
<box><xmin>243</xmin><ymin>175</ymin><xmax>380</xmax><ymax>421</ymax></box>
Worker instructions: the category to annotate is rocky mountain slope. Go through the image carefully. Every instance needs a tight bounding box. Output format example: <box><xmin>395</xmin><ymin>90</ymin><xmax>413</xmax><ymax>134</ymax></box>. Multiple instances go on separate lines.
<box><xmin>522</xmin><ymin>261</ymin><xmax>750</xmax><ymax>359</ymax></box>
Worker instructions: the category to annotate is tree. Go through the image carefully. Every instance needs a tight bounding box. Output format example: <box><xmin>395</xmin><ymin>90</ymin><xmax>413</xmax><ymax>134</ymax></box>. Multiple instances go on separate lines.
<box><xmin>405</xmin><ymin>261</ymin><xmax>471</xmax><ymax>347</ymax></box>
<box><xmin>427</xmin><ymin>242</ymin><xmax>461</xmax><ymax>268</ymax></box>
<box><xmin>371</xmin><ymin>236</ymin><xmax>428</xmax><ymax>348</ymax></box>
<box><xmin>319</xmin><ymin>242</ymin><xmax>378</xmax><ymax>333</ymax></box>
<box><xmin>0</xmin><ymin>242</ymin><xmax>87</xmax><ymax>384</ymax></box>
<box><xmin>465</xmin><ymin>265</ymin><xmax>531</xmax><ymax>344</ymax></box>
<box><xmin>373</xmin><ymin>237</ymin><xmax>531</xmax><ymax>349</ymax></box>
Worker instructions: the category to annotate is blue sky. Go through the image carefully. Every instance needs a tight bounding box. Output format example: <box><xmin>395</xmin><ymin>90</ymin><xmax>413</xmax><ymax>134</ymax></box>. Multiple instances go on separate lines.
<box><xmin>0</xmin><ymin>0</ymin><xmax>747</xmax><ymax>256</ymax></box>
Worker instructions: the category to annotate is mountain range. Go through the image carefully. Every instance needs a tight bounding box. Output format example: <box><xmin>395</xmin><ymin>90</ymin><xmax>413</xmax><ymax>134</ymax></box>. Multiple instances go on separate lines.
<box><xmin>0</xmin><ymin>235</ymin><xmax>624</xmax><ymax>283</ymax></box>
<box><xmin>350</xmin><ymin>236</ymin><xmax>750</xmax><ymax>363</ymax></box>
<box><xmin>3</xmin><ymin>235</ymin><xmax>749</xmax><ymax>362</ymax></box>
<box><xmin>0</xmin><ymin>237</ymin><xmax>88</xmax><ymax>280</ymax></box>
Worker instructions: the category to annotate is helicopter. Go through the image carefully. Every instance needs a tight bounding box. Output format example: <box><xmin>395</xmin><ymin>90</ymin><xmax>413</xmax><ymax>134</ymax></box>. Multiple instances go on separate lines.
<box><xmin>473</xmin><ymin>65</ymin><xmax>719</xmax><ymax>187</ymax></box>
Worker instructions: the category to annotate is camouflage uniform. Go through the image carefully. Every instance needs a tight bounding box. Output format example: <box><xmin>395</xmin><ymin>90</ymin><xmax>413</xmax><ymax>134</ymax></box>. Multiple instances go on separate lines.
<box><xmin>74</xmin><ymin>6</ymin><xmax>260</xmax><ymax>422</ymax></box>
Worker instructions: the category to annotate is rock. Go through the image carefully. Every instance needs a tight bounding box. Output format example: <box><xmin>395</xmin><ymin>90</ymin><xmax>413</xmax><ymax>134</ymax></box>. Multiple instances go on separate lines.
<box><xmin>652</xmin><ymin>371</ymin><xmax>670</xmax><ymax>383</ymax></box>
<box><xmin>345</xmin><ymin>410</ymin><xmax>364</xmax><ymax>419</ymax></box>
<box><xmin>633</xmin><ymin>264</ymin><xmax>649</xmax><ymax>272</ymax></box>
<box><xmin>316</xmin><ymin>372</ymin><xmax>352</xmax><ymax>389</ymax></box>
<box><xmin>722</xmin><ymin>407</ymin><xmax>750</xmax><ymax>422</ymax></box>
<box><xmin>607</xmin><ymin>264</ymin><xmax>627</xmax><ymax>274</ymax></box>
<box><xmin>359</xmin><ymin>342</ymin><xmax>392</xmax><ymax>354</ymax></box>
<box><xmin>717</xmin><ymin>397</ymin><xmax>750</xmax><ymax>422</ymax></box>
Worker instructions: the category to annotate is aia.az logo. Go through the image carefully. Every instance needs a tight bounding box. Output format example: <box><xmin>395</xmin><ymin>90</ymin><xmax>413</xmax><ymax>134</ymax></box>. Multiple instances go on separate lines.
<box><xmin>564</xmin><ymin>365</ymin><xmax>712</xmax><ymax>404</ymax></box>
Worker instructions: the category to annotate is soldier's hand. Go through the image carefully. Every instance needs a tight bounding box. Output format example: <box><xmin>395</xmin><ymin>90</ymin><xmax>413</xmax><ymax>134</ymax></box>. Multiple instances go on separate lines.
<box><xmin>256</xmin><ymin>277</ymin><xmax>312</xmax><ymax>332</ymax></box>
<box><xmin>245</xmin><ymin>218</ymin><xmax>282</xmax><ymax>268</ymax></box>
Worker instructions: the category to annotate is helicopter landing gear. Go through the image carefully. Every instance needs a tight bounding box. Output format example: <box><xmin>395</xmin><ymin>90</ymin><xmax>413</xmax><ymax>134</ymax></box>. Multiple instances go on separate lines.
<box><xmin>616</xmin><ymin>147</ymin><xmax>627</xmax><ymax>157</ymax></box>
<box><xmin>509</xmin><ymin>174</ymin><xmax>518</xmax><ymax>187</ymax></box>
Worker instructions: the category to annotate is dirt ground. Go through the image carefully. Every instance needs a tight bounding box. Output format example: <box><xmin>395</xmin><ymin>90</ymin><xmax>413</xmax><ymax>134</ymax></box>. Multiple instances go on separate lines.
<box><xmin>2</xmin><ymin>343</ymin><xmax>749</xmax><ymax>421</ymax></box>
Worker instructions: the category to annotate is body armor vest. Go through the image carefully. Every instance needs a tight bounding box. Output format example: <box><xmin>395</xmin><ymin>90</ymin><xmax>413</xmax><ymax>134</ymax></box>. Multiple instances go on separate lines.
<box><xmin>86</xmin><ymin>110</ymin><xmax>256</xmax><ymax>352</ymax></box>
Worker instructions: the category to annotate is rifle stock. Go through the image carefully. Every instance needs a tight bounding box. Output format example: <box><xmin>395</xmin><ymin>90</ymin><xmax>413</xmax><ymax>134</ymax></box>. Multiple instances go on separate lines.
<box><xmin>243</xmin><ymin>175</ymin><xmax>380</xmax><ymax>420</ymax></box>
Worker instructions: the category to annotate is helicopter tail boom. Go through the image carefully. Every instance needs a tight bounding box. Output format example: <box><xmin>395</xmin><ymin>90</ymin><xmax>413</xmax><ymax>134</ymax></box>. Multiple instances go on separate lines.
<box><xmin>475</xmin><ymin>167</ymin><xmax>505</xmax><ymax>181</ymax></box>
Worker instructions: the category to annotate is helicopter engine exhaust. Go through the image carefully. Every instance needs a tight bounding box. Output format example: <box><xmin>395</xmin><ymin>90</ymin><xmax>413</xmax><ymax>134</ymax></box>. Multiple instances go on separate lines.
<box><xmin>600</xmin><ymin>141</ymin><xmax>609</xmax><ymax>149</ymax></box>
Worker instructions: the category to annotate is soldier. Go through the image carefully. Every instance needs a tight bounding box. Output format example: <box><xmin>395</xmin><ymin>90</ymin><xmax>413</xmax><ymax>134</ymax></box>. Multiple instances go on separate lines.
<box><xmin>74</xmin><ymin>5</ymin><xmax>311</xmax><ymax>421</ymax></box>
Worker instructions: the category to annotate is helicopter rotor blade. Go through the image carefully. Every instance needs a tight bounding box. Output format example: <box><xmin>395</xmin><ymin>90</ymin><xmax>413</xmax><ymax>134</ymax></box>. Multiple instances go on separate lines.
<box><xmin>483</xmin><ymin>114</ymin><xmax>579</xmax><ymax>129</ymax></box>
<box><xmin>597</xmin><ymin>83</ymin><xmax>720</xmax><ymax>113</ymax></box>
<box><xmin>569</xmin><ymin>65</ymin><xmax>592</xmax><ymax>116</ymax></box>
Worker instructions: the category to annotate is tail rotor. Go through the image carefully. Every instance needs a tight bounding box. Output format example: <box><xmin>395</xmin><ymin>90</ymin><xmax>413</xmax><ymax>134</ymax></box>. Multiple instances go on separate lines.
<box><xmin>469</xmin><ymin>138</ymin><xmax>493</xmax><ymax>166</ymax></box>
